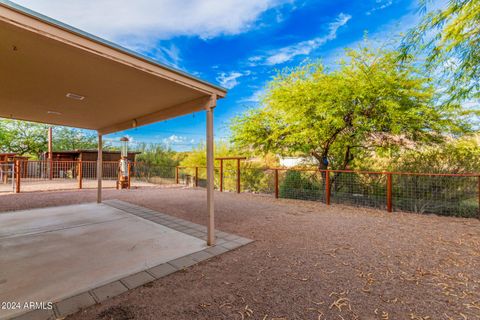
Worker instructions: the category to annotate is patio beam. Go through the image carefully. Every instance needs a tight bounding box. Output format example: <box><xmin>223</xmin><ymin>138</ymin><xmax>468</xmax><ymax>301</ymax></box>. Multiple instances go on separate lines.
<box><xmin>97</xmin><ymin>133</ymin><xmax>102</xmax><ymax>203</ymax></box>
<box><xmin>97</xmin><ymin>96</ymin><xmax>212</xmax><ymax>135</ymax></box>
<box><xmin>206</xmin><ymin>95</ymin><xmax>216</xmax><ymax>246</ymax></box>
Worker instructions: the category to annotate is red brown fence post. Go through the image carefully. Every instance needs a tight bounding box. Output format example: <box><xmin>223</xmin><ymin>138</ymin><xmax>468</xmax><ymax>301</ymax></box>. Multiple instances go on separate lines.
<box><xmin>78</xmin><ymin>160</ymin><xmax>83</xmax><ymax>189</ymax></box>
<box><xmin>195</xmin><ymin>167</ymin><xmax>199</xmax><ymax>187</ymax></box>
<box><xmin>219</xmin><ymin>159</ymin><xmax>223</xmax><ymax>192</ymax></box>
<box><xmin>175</xmin><ymin>166</ymin><xmax>179</xmax><ymax>184</ymax></box>
<box><xmin>325</xmin><ymin>170</ymin><xmax>331</xmax><ymax>205</ymax></box>
<box><xmin>274</xmin><ymin>169</ymin><xmax>279</xmax><ymax>199</ymax></box>
<box><xmin>237</xmin><ymin>158</ymin><xmax>241</xmax><ymax>193</ymax></box>
<box><xmin>127</xmin><ymin>162</ymin><xmax>131</xmax><ymax>189</ymax></box>
<box><xmin>15</xmin><ymin>160</ymin><xmax>21</xmax><ymax>193</ymax></box>
<box><xmin>478</xmin><ymin>175</ymin><xmax>480</xmax><ymax>219</ymax></box>
<box><xmin>387</xmin><ymin>173</ymin><xmax>393</xmax><ymax>212</ymax></box>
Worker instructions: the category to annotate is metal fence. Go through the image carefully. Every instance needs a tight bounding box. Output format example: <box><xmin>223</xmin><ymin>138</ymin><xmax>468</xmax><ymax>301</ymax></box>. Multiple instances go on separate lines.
<box><xmin>2</xmin><ymin>160</ymin><xmax>478</xmax><ymax>218</ymax></box>
<box><xmin>0</xmin><ymin>160</ymin><xmax>121</xmax><ymax>193</ymax></box>
<box><xmin>134</xmin><ymin>164</ymin><xmax>479</xmax><ymax>218</ymax></box>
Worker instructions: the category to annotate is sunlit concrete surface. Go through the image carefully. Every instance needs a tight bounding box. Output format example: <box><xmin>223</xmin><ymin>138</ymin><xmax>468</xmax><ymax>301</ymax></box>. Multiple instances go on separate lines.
<box><xmin>0</xmin><ymin>180</ymin><xmax>159</xmax><ymax>194</ymax></box>
<box><xmin>0</xmin><ymin>203</ymin><xmax>207</xmax><ymax>319</ymax></box>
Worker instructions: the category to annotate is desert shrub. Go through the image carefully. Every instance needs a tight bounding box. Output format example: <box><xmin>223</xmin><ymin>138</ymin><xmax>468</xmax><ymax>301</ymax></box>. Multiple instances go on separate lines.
<box><xmin>279</xmin><ymin>170</ymin><xmax>321</xmax><ymax>200</ymax></box>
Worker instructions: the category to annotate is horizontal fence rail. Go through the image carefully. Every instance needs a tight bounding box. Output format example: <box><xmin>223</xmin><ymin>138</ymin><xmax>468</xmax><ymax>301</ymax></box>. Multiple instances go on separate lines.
<box><xmin>135</xmin><ymin>163</ymin><xmax>479</xmax><ymax>219</ymax></box>
<box><xmin>0</xmin><ymin>160</ymin><xmax>123</xmax><ymax>193</ymax></box>
<box><xmin>1</xmin><ymin>160</ymin><xmax>478</xmax><ymax>218</ymax></box>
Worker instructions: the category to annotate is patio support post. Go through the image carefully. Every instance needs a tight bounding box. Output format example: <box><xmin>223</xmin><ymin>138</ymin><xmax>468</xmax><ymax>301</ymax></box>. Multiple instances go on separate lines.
<box><xmin>97</xmin><ymin>133</ymin><xmax>103</xmax><ymax>203</ymax></box>
<box><xmin>206</xmin><ymin>95</ymin><xmax>216</xmax><ymax>246</ymax></box>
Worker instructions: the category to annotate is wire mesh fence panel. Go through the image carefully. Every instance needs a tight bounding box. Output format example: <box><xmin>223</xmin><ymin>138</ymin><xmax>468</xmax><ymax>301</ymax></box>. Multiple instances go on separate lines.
<box><xmin>392</xmin><ymin>174</ymin><xmax>478</xmax><ymax>218</ymax></box>
<box><xmin>329</xmin><ymin>171</ymin><xmax>387</xmax><ymax>209</ymax></box>
<box><xmin>133</xmin><ymin>163</ymin><xmax>176</xmax><ymax>185</ymax></box>
<box><xmin>0</xmin><ymin>162</ymin><xmax>15</xmax><ymax>193</ymax></box>
<box><xmin>278</xmin><ymin>169</ymin><xmax>325</xmax><ymax>202</ymax></box>
<box><xmin>222</xmin><ymin>167</ymin><xmax>237</xmax><ymax>192</ymax></box>
<box><xmin>241</xmin><ymin>167</ymin><xmax>275</xmax><ymax>195</ymax></box>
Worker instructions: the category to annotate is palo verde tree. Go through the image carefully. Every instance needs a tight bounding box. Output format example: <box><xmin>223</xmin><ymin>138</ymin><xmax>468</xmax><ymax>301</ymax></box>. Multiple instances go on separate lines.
<box><xmin>400</xmin><ymin>0</ymin><xmax>480</xmax><ymax>101</ymax></box>
<box><xmin>231</xmin><ymin>46</ymin><xmax>472</xmax><ymax>170</ymax></box>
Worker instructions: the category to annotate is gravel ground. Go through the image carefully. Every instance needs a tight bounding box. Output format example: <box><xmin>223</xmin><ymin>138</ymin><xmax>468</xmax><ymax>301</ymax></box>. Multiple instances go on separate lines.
<box><xmin>1</xmin><ymin>186</ymin><xmax>479</xmax><ymax>320</ymax></box>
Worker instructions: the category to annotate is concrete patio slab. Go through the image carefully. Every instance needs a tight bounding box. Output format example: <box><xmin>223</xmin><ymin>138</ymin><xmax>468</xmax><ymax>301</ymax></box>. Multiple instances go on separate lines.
<box><xmin>0</xmin><ymin>200</ymin><xmax>253</xmax><ymax>320</ymax></box>
<box><xmin>0</xmin><ymin>203</ymin><xmax>206</xmax><ymax>319</ymax></box>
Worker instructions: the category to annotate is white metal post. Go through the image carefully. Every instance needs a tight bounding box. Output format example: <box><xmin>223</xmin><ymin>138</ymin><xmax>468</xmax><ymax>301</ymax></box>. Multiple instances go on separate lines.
<box><xmin>97</xmin><ymin>133</ymin><xmax>103</xmax><ymax>203</ymax></box>
<box><xmin>206</xmin><ymin>96</ymin><xmax>216</xmax><ymax>246</ymax></box>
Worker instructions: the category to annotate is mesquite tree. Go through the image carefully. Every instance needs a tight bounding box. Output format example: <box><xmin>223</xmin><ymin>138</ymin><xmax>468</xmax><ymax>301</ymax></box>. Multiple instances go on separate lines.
<box><xmin>231</xmin><ymin>47</ymin><xmax>472</xmax><ymax>170</ymax></box>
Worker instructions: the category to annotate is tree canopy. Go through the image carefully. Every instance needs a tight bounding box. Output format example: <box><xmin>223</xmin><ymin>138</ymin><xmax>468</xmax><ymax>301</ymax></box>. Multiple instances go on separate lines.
<box><xmin>231</xmin><ymin>46</ymin><xmax>474</xmax><ymax>170</ymax></box>
<box><xmin>0</xmin><ymin>120</ymin><xmax>98</xmax><ymax>157</ymax></box>
<box><xmin>400</xmin><ymin>0</ymin><xmax>480</xmax><ymax>100</ymax></box>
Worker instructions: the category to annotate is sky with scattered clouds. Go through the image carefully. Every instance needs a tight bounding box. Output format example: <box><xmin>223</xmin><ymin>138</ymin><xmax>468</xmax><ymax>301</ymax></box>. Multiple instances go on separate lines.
<box><xmin>13</xmin><ymin>0</ymin><xmax>428</xmax><ymax>150</ymax></box>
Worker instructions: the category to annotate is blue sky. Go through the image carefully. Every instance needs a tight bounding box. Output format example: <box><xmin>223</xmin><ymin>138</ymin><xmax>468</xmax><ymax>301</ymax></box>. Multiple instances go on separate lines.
<box><xmin>14</xmin><ymin>0</ymin><xmax>425</xmax><ymax>150</ymax></box>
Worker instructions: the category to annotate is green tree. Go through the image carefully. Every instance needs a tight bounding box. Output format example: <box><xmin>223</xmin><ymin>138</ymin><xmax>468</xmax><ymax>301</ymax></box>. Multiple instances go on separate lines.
<box><xmin>0</xmin><ymin>119</ymin><xmax>99</xmax><ymax>157</ymax></box>
<box><xmin>231</xmin><ymin>46</ymin><xmax>473</xmax><ymax>170</ymax></box>
<box><xmin>135</xmin><ymin>143</ymin><xmax>181</xmax><ymax>167</ymax></box>
<box><xmin>0</xmin><ymin>120</ymin><xmax>48</xmax><ymax>156</ymax></box>
<box><xmin>51</xmin><ymin>127</ymin><xmax>97</xmax><ymax>151</ymax></box>
<box><xmin>400</xmin><ymin>0</ymin><xmax>480</xmax><ymax>100</ymax></box>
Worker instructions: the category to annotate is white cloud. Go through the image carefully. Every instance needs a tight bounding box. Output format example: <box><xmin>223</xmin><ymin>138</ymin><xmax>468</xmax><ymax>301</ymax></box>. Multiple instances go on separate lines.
<box><xmin>162</xmin><ymin>134</ymin><xmax>186</xmax><ymax>145</ymax></box>
<box><xmin>216</xmin><ymin>71</ymin><xmax>251</xmax><ymax>89</ymax></box>
<box><xmin>13</xmin><ymin>0</ymin><xmax>295</xmax><ymax>42</ymax></box>
<box><xmin>250</xmin><ymin>13</ymin><xmax>352</xmax><ymax>66</ymax></box>
<box><xmin>366</xmin><ymin>0</ymin><xmax>394</xmax><ymax>16</ymax></box>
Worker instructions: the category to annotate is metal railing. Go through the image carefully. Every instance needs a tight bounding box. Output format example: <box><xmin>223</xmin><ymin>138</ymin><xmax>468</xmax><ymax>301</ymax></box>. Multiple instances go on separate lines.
<box><xmin>2</xmin><ymin>160</ymin><xmax>123</xmax><ymax>193</ymax></box>
<box><xmin>2</xmin><ymin>160</ymin><xmax>478</xmax><ymax>218</ymax></box>
<box><xmin>134</xmin><ymin>164</ymin><xmax>479</xmax><ymax>218</ymax></box>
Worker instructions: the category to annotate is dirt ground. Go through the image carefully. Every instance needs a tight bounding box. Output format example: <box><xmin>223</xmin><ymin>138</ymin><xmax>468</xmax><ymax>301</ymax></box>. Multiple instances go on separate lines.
<box><xmin>1</xmin><ymin>186</ymin><xmax>479</xmax><ymax>320</ymax></box>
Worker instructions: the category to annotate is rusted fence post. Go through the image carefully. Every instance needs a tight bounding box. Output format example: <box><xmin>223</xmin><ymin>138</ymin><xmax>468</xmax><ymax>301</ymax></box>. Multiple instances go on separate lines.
<box><xmin>325</xmin><ymin>170</ymin><xmax>331</xmax><ymax>205</ymax></box>
<box><xmin>274</xmin><ymin>169</ymin><xmax>279</xmax><ymax>199</ymax></box>
<box><xmin>78</xmin><ymin>160</ymin><xmax>83</xmax><ymax>189</ymax></box>
<box><xmin>219</xmin><ymin>159</ymin><xmax>223</xmax><ymax>192</ymax></box>
<box><xmin>15</xmin><ymin>160</ymin><xmax>21</xmax><ymax>193</ymax></box>
<box><xmin>387</xmin><ymin>173</ymin><xmax>393</xmax><ymax>212</ymax></box>
<box><xmin>175</xmin><ymin>166</ymin><xmax>179</xmax><ymax>184</ymax></box>
<box><xmin>195</xmin><ymin>167</ymin><xmax>199</xmax><ymax>187</ymax></box>
<box><xmin>236</xmin><ymin>158</ymin><xmax>241</xmax><ymax>193</ymax></box>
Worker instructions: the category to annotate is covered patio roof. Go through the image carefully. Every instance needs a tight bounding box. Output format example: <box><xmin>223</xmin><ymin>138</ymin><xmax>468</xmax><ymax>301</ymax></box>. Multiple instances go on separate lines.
<box><xmin>0</xmin><ymin>0</ymin><xmax>226</xmax><ymax>134</ymax></box>
<box><xmin>0</xmin><ymin>0</ymin><xmax>224</xmax><ymax>245</ymax></box>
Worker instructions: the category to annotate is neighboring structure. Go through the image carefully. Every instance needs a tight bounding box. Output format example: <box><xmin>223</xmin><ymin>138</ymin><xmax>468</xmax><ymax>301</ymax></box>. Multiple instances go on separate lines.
<box><xmin>0</xmin><ymin>152</ymin><xmax>29</xmax><ymax>162</ymax></box>
<box><xmin>40</xmin><ymin>150</ymin><xmax>139</xmax><ymax>162</ymax></box>
<box><xmin>279</xmin><ymin>156</ymin><xmax>316</xmax><ymax>168</ymax></box>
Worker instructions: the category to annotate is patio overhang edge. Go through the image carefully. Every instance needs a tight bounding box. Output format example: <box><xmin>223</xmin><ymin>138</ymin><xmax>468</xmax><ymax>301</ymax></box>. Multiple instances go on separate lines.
<box><xmin>0</xmin><ymin>0</ymin><xmax>227</xmax><ymax>99</ymax></box>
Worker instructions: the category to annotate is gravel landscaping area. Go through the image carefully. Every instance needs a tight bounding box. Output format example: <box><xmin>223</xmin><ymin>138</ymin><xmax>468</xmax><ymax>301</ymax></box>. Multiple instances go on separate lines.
<box><xmin>1</xmin><ymin>186</ymin><xmax>479</xmax><ymax>320</ymax></box>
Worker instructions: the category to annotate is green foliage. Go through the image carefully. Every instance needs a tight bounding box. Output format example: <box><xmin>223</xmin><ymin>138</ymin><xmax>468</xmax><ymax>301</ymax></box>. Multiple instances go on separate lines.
<box><xmin>391</xmin><ymin>135</ymin><xmax>480</xmax><ymax>173</ymax></box>
<box><xmin>0</xmin><ymin>120</ymin><xmax>99</xmax><ymax>158</ymax></box>
<box><xmin>0</xmin><ymin>120</ymin><xmax>48</xmax><ymax>156</ymax></box>
<box><xmin>180</xmin><ymin>141</ymin><xmax>235</xmax><ymax>168</ymax></box>
<box><xmin>279</xmin><ymin>170</ymin><xmax>320</xmax><ymax>200</ymax></box>
<box><xmin>231</xmin><ymin>46</ymin><xmax>472</xmax><ymax>170</ymax></box>
<box><xmin>135</xmin><ymin>143</ymin><xmax>181</xmax><ymax>167</ymax></box>
<box><xmin>50</xmin><ymin>127</ymin><xmax>97</xmax><ymax>151</ymax></box>
<box><xmin>400</xmin><ymin>0</ymin><xmax>480</xmax><ymax>100</ymax></box>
